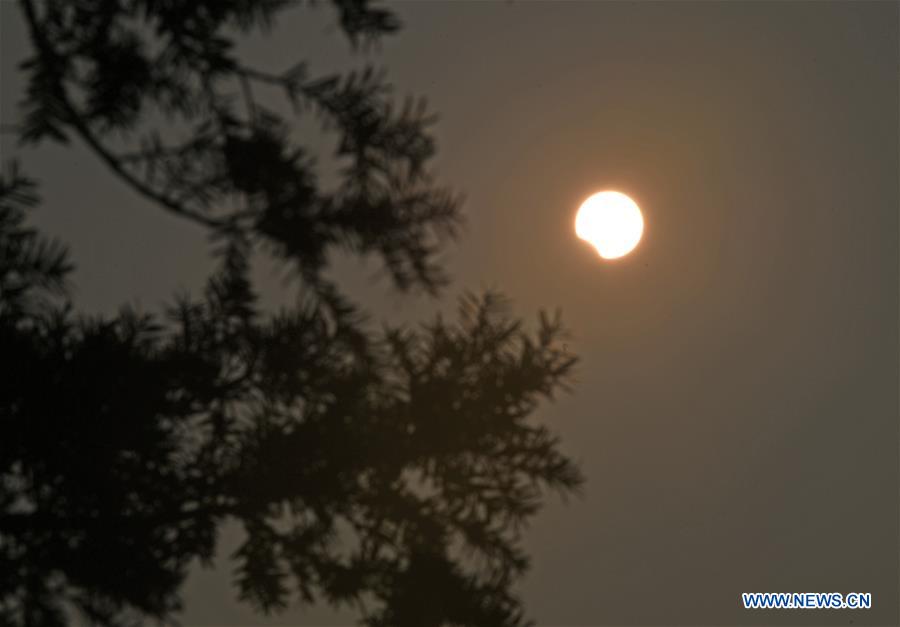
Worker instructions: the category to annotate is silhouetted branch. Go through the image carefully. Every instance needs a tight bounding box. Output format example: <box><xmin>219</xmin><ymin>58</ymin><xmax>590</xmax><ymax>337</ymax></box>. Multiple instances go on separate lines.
<box><xmin>19</xmin><ymin>0</ymin><xmax>228</xmax><ymax>231</ymax></box>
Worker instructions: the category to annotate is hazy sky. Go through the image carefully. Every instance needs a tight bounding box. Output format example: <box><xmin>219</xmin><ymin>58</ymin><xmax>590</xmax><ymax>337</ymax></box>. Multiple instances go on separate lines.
<box><xmin>1</xmin><ymin>1</ymin><xmax>898</xmax><ymax>625</ymax></box>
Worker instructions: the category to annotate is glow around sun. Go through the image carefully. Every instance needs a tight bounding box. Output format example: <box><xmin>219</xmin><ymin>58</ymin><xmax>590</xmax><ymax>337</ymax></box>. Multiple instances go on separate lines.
<box><xmin>575</xmin><ymin>191</ymin><xmax>644</xmax><ymax>259</ymax></box>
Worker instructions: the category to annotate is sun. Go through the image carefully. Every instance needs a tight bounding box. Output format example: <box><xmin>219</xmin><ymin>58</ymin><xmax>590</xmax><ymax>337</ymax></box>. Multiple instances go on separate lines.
<box><xmin>575</xmin><ymin>191</ymin><xmax>644</xmax><ymax>259</ymax></box>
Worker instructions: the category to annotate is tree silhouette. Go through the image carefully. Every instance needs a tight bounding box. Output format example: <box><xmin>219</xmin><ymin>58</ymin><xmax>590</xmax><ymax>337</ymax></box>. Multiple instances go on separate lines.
<box><xmin>1</xmin><ymin>2</ymin><xmax>582</xmax><ymax>626</ymax></box>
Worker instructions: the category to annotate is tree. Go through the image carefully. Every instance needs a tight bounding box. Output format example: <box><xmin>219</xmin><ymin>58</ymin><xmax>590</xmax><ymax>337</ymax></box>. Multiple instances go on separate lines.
<box><xmin>0</xmin><ymin>2</ymin><xmax>582</xmax><ymax>625</ymax></box>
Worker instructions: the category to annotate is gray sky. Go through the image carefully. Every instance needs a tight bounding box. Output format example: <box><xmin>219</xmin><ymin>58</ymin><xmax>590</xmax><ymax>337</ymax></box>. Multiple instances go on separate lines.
<box><xmin>1</xmin><ymin>1</ymin><xmax>898</xmax><ymax>625</ymax></box>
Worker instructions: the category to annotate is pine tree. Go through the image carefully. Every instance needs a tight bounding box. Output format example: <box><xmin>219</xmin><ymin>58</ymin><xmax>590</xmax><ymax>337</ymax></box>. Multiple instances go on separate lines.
<box><xmin>1</xmin><ymin>2</ymin><xmax>582</xmax><ymax>625</ymax></box>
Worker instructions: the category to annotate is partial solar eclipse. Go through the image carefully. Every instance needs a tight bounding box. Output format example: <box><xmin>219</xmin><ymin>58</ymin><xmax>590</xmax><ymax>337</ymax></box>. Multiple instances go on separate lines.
<box><xmin>575</xmin><ymin>191</ymin><xmax>644</xmax><ymax>259</ymax></box>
